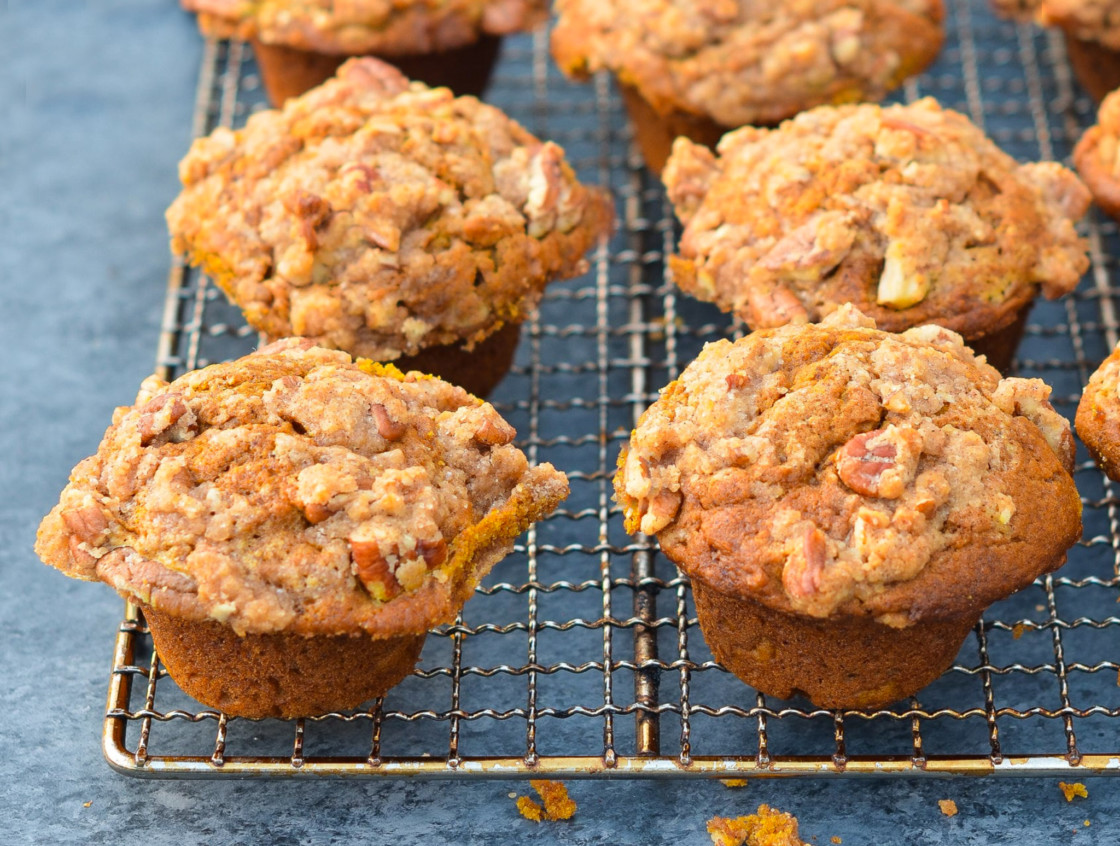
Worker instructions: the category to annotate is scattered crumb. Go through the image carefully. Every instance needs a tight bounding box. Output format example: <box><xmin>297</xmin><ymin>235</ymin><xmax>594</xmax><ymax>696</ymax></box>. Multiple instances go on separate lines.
<box><xmin>1059</xmin><ymin>782</ymin><xmax>1088</xmax><ymax>802</ymax></box>
<box><xmin>707</xmin><ymin>804</ymin><xmax>807</xmax><ymax>846</ymax></box>
<box><xmin>507</xmin><ymin>792</ymin><xmax>517</xmax><ymax>799</ymax></box>
<box><xmin>938</xmin><ymin>799</ymin><xmax>958</xmax><ymax>817</ymax></box>
<box><xmin>1035</xmin><ymin>604</ymin><xmax>1046</xmax><ymax>612</ymax></box>
<box><xmin>516</xmin><ymin>780</ymin><xmax>577</xmax><ymax>823</ymax></box>
<box><xmin>82</xmin><ymin>802</ymin><xmax>92</xmax><ymax>809</ymax></box>
<box><xmin>721</xmin><ymin>779</ymin><xmax>750</xmax><ymax>788</ymax></box>
<box><xmin>1085</xmin><ymin>820</ymin><xmax>1091</xmax><ymax>827</ymax></box>
<box><xmin>831</xmin><ymin>837</ymin><xmax>842</xmax><ymax>844</ymax></box>
<box><xmin>1011</xmin><ymin>623</ymin><xmax>1026</xmax><ymax>640</ymax></box>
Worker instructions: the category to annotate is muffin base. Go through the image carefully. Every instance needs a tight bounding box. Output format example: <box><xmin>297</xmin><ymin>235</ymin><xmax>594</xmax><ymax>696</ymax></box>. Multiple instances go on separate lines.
<box><xmin>619</xmin><ymin>84</ymin><xmax>727</xmax><ymax>174</ymax></box>
<box><xmin>393</xmin><ymin>321</ymin><xmax>522</xmax><ymax>398</ymax></box>
<box><xmin>690</xmin><ymin>580</ymin><xmax>977</xmax><ymax>710</ymax></box>
<box><xmin>964</xmin><ymin>304</ymin><xmax>1030</xmax><ymax>374</ymax></box>
<box><xmin>143</xmin><ymin>606</ymin><xmax>426</xmax><ymax>719</ymax></box>
<box><xmin>1065</xmin><ymin>35</ymin><xmax>1120</xmax><ymax>103</ymax></box>
<box><xmin>250</xmin><ymin>35</ymin><xmax>502</xmax><ymax>106</ymax></box>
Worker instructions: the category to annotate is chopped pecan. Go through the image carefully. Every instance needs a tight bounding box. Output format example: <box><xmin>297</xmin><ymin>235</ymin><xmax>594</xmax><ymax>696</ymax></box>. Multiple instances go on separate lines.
<box><xmin>473</xmin><ymin>416</ymin><xmax>516</xmax><ymax>447</ymax></box>
<box><xmin>746</xmin><ymin>285</ymin><xmax>809</xmax><ymax>328</ymax></box>
<box><xmin>784</xmin><ymin>524</ymin><xmax>827</xmax><ymax>599</ymax></box>
<box><xmin>302</xmin><ymin>502</ymin><xmax>334</xmax><ymax>525</ymax></box>
<box><xmin>68</xmin><ymin>535</ymin><xmax>98</xmax><ymax>569</ymax></box>
<box><xmin>835</xmin><ymin>426</ymin><xmax>921</xmax><ymax>498</ymax></box>
<box><xmin>137</xmin><ymin>393</ymin><xmax>196</xmax><ymax>447</ymax></box>
<box><xmin>350</xmin><ymin>539</ymin><xmax>402</xmax><ymax>601</ymax></box>
<box><xmin>370</xmin><ymin>402</ymin><xmax>405</xmax><ymax>441</ymax></box>
<box><xmin>61</xmin><ymin>505</ymin><xmax>108</xmax><ymax>543</ymax></box>
<box><xmin>417</xmin><ymin>538</ymin><xmax>448</xmax><ymax>569</ymax></box>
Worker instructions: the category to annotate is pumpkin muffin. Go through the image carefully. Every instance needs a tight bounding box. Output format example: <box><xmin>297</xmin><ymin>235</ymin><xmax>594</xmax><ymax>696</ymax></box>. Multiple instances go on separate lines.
<box><xmin>1076</xmin><ymin>340</ymin><xmax>1120</xmax><ymax>481</ymax></box>
<box><xmin>182</xmin><ymin>0</ymin><xmax>548</xmax><ymax>104</ymax></box>
<box><xmin>1074</xmin><ymin>89</ymin><xmax>1120</xmax><ymax>221</ymax></box>
<box><xmin>615</xmin><ymin>306</ymin><xmax>1081</xmax><ymax>709</ymax></box>
<box><xmin>663</xmin><ymin>97</ymin><xmax>1091</xmax><ymax>372</ymax></box>
<box><xmin>166</xmin><ymin>57</ymin><xmax>613</xmax><ymax>397</ymax></box>
<box><xmin>35</xmin><ymin>339</ymin><xmax>569</xmax><ymax>718</ymax></box>
<box><xmin>551</xmin><ymin>0</ymin><xmax>944</xmax><ymax>172</ymax></box>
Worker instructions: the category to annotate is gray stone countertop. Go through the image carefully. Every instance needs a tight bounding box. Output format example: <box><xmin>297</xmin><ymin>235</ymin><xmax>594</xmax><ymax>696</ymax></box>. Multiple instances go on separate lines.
<box><xmin>1</xmin><ymin>2</ymin><xmax>1117</xmax><ymax>844</ymax></box>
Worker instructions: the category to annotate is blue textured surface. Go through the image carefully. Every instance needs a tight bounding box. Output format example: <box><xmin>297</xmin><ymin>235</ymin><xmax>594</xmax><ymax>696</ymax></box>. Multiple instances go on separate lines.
<box><xmin>3</xmin><ymin>2</ymin><xmax>1120</xmax><ymax>844</ymax></box>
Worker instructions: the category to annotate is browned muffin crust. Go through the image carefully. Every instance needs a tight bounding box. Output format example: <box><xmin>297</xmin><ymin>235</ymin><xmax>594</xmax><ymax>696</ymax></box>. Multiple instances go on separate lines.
<box><xmin>184</xmin><ymin>0</ymin><xmax>547</xmax><ymax>55</ymax></box>
<box><xmin>615</xmin><ymin>306</ymin><xmax>1080</xmax><ymax>624</ymax></box>
<box><xmin>1036</xmin><ymin>0</ymin><xmax>1120</xmax><ymax>51</ymax></box>
<box><xmin>1076</xmin><ymin>342</ymin><xmax>1120</xmax><ymax>481</ymax></box>
<box><xmin>166</xmin><ymin>58</ymin><xmax>613</xmax><ymax>363</ymax></box>
<box><xmin>663</xmin><ymin>98</ymin><xmax>1090</xmax><ymax>342</ymax></box>
<box><xmin>35</xmin><ymin>339</ymin><xmax>569</xmax><ymax>638</ymax></box>
<box><xmin>1074</xmin><ymin>90</ymin><xmax>1120</xmax><ymax>220</ymax></box>
<box><xmin>551</xmin><ymin>0</ymin><xmax>944</xmax><ymax>129</ymax></box>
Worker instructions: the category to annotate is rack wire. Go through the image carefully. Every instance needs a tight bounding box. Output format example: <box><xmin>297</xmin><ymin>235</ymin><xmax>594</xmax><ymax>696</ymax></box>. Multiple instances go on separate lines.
<box><xmin>104</xmin><ymin>6</ymin><xmax>1120</xmax><ymax>778</ymax></box>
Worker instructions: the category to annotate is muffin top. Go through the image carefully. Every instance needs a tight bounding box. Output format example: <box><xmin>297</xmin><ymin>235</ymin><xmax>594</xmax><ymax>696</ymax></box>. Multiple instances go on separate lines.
<box><xmin>551</xmin><ymin>0</ymin><xmax>944</xmax><ymax>128</ymax></box>
<box><xmin>166</xmin><ymin>58</ymin><xmax>613</xmax><ymax>362</ymax></box>
<box><xmin>663</xmin><ymin>98</ymin><xmax>1090</xmax><ymax>338</ymax></box>
<box><xmin>1074</xmin><ymin>90</ymin><xmax>1120</xmax><ymax>220</ymax></box>
<box><xmin>35</xmin><ymin>339</ymin><xmax>569</xmax><ymax>637</ymax></box>
<box><xmin>1076</xmin><ymin>342</ymin><xmax>1120</xmax><ymax>482</ymax></box>
<box><xmin>183</xmin><ymin>0</ymin><xmax>547</xmax><ymax>54</ymax></box>
<box><xmin>615</xmin><ymin>306</ymin><xmax>1081</xmax><ymax>623</ymax></box>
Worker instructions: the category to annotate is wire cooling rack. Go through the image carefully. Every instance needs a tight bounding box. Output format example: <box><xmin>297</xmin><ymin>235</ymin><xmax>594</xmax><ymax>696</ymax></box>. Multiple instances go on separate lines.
<box><xmin>104</xmin><ymin>6</ymin><xmax>1120</xmax><ymax>778</ymax></box>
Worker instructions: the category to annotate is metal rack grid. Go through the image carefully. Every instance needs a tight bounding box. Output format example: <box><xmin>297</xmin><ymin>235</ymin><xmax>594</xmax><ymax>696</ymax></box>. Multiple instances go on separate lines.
<box><xmin>104</xmin><ymin>5</ymin><xmax>1120</xmax><ymax>778</ymax></box>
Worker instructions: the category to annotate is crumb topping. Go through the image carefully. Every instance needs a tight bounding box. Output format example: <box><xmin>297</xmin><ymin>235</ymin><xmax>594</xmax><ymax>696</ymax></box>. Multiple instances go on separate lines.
<box><xmin>615</xmin><ymin>306</ymin><xmax>1081</xmax><ymax>621</ymax></box>
<box><xmin>167</xmin><ymin>58</ymin><xmax>613</xmax><ymax>362</ymax></box>
<box><xmin>663</xmin><ymin>98</ymin><xmax>1089</xmax><ymax>338</ymax></box>
<box><xmin>1076</xmin><ymin>340</ymin><xmax>1120</xmax><ymax>481</ymax></box>
<box><xmin>515</xmin><ymin>780</ymin><xmax>577</xmax><ymax>822</ymax></box>
<box><xmin>708</xmin><ymin>805</ymin><xmax>807</xmax><ymax>846</ymax></box>
<box><xmin>183</xmin><ymin>0</ymin><xmax>548</xmax><ymax>55</ymax></box>
<box><xmin>1074</xmin><ymin>90</ymin><xmax>1120</xmax><ymax>221</ymax></box>
<box><xmin>552</xmin><ymin>0</ymin><xmax>944</xmax><ymax>128</ymax></box>
<box><xmin>35</xmin><ymin>339</ymin><xmax>569</xmax><ymax>637</ymax></box>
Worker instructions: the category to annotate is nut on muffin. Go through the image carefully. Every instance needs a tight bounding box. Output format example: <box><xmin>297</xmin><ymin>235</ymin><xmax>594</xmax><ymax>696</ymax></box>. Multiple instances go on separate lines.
<box><xmin>663</xmin><ymin>97</ymin><xmax>1090</xmax><ymax>370</ymax></box>
<box><xmin>166</xmin><ymin>58</ymin><xmax>613</xmax><ymax>385</ymax></box>
<box><xmin>36</xmin><ymin>338</ymin><xmax>569</xmax><ymax>717</ymax></box>
<box><xmin>1076</xmin><ymin>341</ymin><xmax>1120</xmax><ymax>481</ymax></box>
<box><xmin>615</xmin><ymin>306</ymin><xmax>1081</xmax><ymax>709</ymax></box>
<box><xmin>551</xmin><ymin>0</ymin><xmax>944</xmax><ymax>170</ymax></box>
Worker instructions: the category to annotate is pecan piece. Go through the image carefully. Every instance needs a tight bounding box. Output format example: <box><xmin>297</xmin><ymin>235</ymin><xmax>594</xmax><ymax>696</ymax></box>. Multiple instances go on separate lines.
<box><xmin>473</xmin><ymin>416</ymin><xmax>516</xmax><ymax>447</ymax></box>
<box><xmin>370</xmin><ymin>402</ymin><xmax>405</xmax><ymax>441</ymax></box>
<box><xmin>783</xmin><ymin>524</ymin><xmax>828</xmax><ymax>599</ymax></box>
<box><xmin>745</xmin><ymin>285</ymin><xmax>809</xmax><ymax>328</ymax></box>
<box><xmin>61</xmin><ymin>505</ymin><xmax>108</xmax><ymax>543</ymax></box>
<box><xmin>137</xmin><ymin>393</ymin><xmax>196</xmax><ymax>446</ymax></box>
<box><xmin>835</xmin><ymin>426</ymin><xmax>922</xmax><ymax>499</ymax></box>
<box><xmin>417</xmin><ymin>538</ymin><xmax>448</xmax><ymax>569</ymax></box>
<box><xmin>350</xmin><ymin>539</ymin><xmax>402</xmax><ymax>601</ymax></box>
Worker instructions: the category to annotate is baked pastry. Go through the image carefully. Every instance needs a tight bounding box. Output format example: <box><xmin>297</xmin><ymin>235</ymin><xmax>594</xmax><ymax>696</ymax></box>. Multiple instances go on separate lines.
<box><xmin>989</xmin><ymin>0</ymin><xmax>1120</xmax><ymax>100</ymax></box>
<box><xmin>663</xmin><ymin>97</ymin><xmax>1091</xmax><ymax>372</ymax></box>
<box><xmin>1076</xmin><ymin>341</ymin><xmax>1120</xmax><ymax>480</ymax></box>
<box><xmin>35</xmin><ymin>339</ymin><xmax>569</xmax><ymax>718</ymax></box>
<box><xmin>166</xmin><ymin>58</ymin><xmax>613</xmax><ymax>397</ymax></box>
<box><xmin>551</xmin><ymin>0</ymin><xmax>944</xmax><ymax>172</ymax></box>
<box><xmin>614</xmin><ymin>306</ymin><xmax>1081</xmax><ymax>709</ymax></box>
<box><xmin>182</xmin><ymin>0</ymin><xmax>548</xmax><ymax>105</ymax></box>
<box><xmin>1074</xmin><ymin>89</ymin><xmax>1120</xmax><ymax>220</ymax></box>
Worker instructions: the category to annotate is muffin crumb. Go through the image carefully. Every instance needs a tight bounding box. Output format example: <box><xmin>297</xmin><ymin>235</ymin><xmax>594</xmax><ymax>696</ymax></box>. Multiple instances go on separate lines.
<box><xmin>721</xmin><ymin>779</ymin><xmax>750</xmax><ymax>788</ymax></box>
<box><xmin>938</xmin><ymin>799</ymin><xmax>958</xmax><ymax>817</ymax></box>
<box><xmin>1059</xmin><ymin>782</ymin><xmax>1089</xmax><ymax>802</ymax></box>
<box><xmin>516</xmin><ymin>780</ymin><xmax>576</xmax><ymax>822</ymax></box>
<box><xmin>707</xmin><ymin>805</ymin><xmax>807</xmax><ymax>846</ymax></box>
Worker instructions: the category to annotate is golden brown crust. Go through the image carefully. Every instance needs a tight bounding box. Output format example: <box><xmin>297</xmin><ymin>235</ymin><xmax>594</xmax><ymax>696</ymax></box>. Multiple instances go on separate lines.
<box><xmin>1075</xmin><ymin>342</ymin><xmax>1120</xmax><ymax>482</ymax></box>
<box><xmin>166</xmin><ymin>58</ymin><xmax>613</xmax><ymax>362</ymax></box>
<box><xmin>1074</xmin><ymin>90</ymin><xmax>1120</xmax><ymax>221</ymax></box>
<box><xmin>1038</xmin><ymin>0</ymin><xmax>1120</xmax><ymax>51</ymax></box>
<box><xmin>35</xmin><ymin>340</ymin><xmax>569</xmax><ymax>637</ymax></box>
<box><xmin>662</xmin><ymin>98</ymin><xmax>1090</xmax><ymax>342</ymax></box>
<box><xmin>615</xmin><ymin>307</ymin><xmax>1081</xmax><ymax>623</ymax></box>
<box><xmin>184</xmin><ymin>0</ymin><xmax>547</xmax><ymax>55</ymax></box>
<box><xmin>551</xmin><ymin>0</ymin><xmax>944</xmax><ymax>129</ymax></box>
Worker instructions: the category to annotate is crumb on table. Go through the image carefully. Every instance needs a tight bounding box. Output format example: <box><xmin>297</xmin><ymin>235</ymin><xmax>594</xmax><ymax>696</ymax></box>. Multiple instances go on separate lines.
<box><xmin>1059</xmin><ymin>782</ymin><xmax>1089</xmax><ymax>802</ymax></box>
<box><xmin>831</xmin><ymin>837</ymin><xmax>842</xmax><ymax>844</ymax></box>
<box><xmin>707</xmin><ymin>804</ymin><xmax>808</xmax><ymax>846</ymax></box>
<box><xmin>721</xmin><ymin>779</ymin><xmax>749</xmax><ymax>788</ymax></box>
<box><xmin>938</xmin><ymin>799</ymin><xmax>958</xmax><ymax>817</ymax></box>
<box><xmin>515</xmin><ymin>780</ymin><xmax>577</xmax><ymax>822</ymax></box>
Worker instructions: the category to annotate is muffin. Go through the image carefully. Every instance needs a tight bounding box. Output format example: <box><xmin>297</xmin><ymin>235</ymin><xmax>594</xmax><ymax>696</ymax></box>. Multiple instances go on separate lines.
<box><xmin>166</xmin><ymin>57</ymin><xmax>613</xmax><ymax>398</ymax></box>
<box><xmin>551</xmin><ymin>0</ymin><xmax>944</xmax><ymax>172</ymax></box>
<box><xmin>614</xmin><ymin>306</ymin><xmax>1081</xmax><ymax>709</ymax></box>
<box><xmin>990</xmin><ymin>0</ymin><xmax>1120</xmax><ymax>100</ymax></box>
<box><xmin>1074</xmin><ymin>90</ymin><xmax>1120</xmax><ymax>221</ymax></box>
<box><xmin>182</xmin><ymin>0</ymin><xmax>548</xmax><ymax>105</ymax></box>
<box><xmin>1076</xmin><ymin>341</ymin><xmax>1120</xmax><ymax>480</ymax></box>
<box><xmin>663</xmin><ymin>97</ymin><xmax>1091</xmax><ymax>372</ymax></box>
<box><xmin>35</xmin><ymin>339</ymin><xmax>569</xmax><ymax>718</ymax></box>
